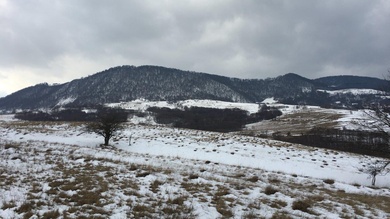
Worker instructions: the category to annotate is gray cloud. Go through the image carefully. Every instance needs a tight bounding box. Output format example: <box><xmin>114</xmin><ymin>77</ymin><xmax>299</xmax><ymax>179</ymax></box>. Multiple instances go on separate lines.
<box><xmin>1</xmin><ymin>0</ymin><xmax>389</xmax><ymax>95</ymax></box>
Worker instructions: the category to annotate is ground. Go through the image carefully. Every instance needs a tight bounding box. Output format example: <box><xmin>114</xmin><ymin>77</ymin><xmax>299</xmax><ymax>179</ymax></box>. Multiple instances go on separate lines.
<box><xmin>0</xmin><ymin>113</ymin><xmax>389</xmax><ymax>219</ymax></box>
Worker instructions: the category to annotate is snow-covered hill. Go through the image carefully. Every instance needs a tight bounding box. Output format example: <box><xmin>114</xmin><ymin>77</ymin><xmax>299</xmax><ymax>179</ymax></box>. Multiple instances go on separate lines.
<box><xmin>1</xmin><ymin>115</ymin><xmax>389</xmax><ymax>218</ymax></box>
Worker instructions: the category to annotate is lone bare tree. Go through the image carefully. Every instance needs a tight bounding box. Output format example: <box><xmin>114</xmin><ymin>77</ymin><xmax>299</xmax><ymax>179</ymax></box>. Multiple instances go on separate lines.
<box><xmin>360</xmin><ymin>160</ymin><xmax>390</xmax><ymax>186</ymax></box>
<box><xmin>359</xmin><ymin>69</ymin><xmax>390</xmax><ymax>186</ymax></box>
<box><xmin>86</xmin><ymin>108</ymin><xmax>127</xmax><ymax>146</ymax></box>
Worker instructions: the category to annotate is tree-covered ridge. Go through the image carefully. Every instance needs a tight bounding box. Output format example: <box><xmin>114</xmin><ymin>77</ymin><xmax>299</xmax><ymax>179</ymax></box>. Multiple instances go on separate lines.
<box><xmin>0</xmin><ymin>65</ymin><xmax>388</xmax><ymax>111</ymax></box>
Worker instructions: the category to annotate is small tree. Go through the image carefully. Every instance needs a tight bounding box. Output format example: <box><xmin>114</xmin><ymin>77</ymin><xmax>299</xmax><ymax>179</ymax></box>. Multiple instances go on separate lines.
<box><xmin>86</xmin><ymin>108</ymin><xmax>127</xmax><ymax>146</ymax></box>
<box><xmin>360</xmin><ymin>160</ymin><xmax>390</xmax><ymax>186</ymax></box>
<box><xmin>358</xmin><ymin>69</ymin><xmax>390</xmax><ymax>186</ymax></box>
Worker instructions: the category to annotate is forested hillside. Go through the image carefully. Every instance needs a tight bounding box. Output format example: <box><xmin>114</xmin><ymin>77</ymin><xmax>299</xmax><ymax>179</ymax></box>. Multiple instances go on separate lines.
<box><xmin>0</xmin><ymin>65</ymin><xmax>388</xmax><ymax>111</ymax></box>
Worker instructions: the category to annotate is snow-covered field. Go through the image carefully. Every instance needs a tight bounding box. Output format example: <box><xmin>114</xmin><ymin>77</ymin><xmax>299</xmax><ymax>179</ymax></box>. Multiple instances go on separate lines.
<box><xmin>107</xmin><ymin>99</ymin><xmax>261</xmax><ymax>114</ymax></box>
<box><xmin>317</xmin><ymin>89</ymin><xmax>387</xmax><ymax>96</ymax></box>
<box><xmin>1</xmin><ymin>113</ymin><xmax>389</xmax><ymax>219</ymax></box>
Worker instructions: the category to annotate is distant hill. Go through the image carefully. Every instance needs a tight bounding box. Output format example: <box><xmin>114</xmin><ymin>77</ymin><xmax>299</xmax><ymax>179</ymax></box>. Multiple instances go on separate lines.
<box><xmin>315</xmin><ymin>75</ymin><xmax>389</xmax><ymax>90</ymax></box>
<box><xmin>0</xmin><ymin>65</ymin><xmax>388</xmax><ymax>111</ymax></box>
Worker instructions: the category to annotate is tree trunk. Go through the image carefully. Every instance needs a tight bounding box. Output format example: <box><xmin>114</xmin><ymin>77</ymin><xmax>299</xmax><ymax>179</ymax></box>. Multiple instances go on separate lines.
<box><xmin>104</xmin><ymin>136</ymin><xmax>110</xmax><ymax>146</ymax></box>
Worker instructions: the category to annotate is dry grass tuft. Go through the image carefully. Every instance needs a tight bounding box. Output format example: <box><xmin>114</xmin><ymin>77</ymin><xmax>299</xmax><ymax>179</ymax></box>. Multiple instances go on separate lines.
<box><xmin>150</xmin><ymin>179</ymin><xmax>164</xmax><ymax>193</ymax></box>
<box><xmin>292</xmin><ymin>199</ymin><xmax>311</xmax><ymax>213</ymax></box>
<box><xmin>42</xmin><ymin>209</ymin><xmax>60</xmax><ymax>219</ymax></box>
<box><xmin>323</xmin><ymin>179</ymin><xmax>335</xmax><ymax>185</ymax></box>
<box><xmin>264</xmin><ymin>185</ymin><xmax>278</xmax><ymax>195</ymax></box>
<box><xmin>248</xmin><ymin>175</ymin><xmax>259</xmax><ymax>183</ymax></box>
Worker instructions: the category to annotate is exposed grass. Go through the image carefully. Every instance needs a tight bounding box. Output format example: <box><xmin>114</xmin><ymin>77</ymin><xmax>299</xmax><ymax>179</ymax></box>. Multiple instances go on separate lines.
<box><xmin>150</xmin><ymin>179</ymin><xmax>164</xmax><ymax>193</ymax></box>
<box><xmin>211</xmin><ymin>186</ymin><xmax>234</xmax><ymax>217</ymax></box>
<box><xmin>247</xmin><ymin>175</ymin><xmax>259</xmax><ymax>183</ymax></box>
<box><xmin>41</xmin><ymin>209</ymin><xmax>60</xmax><ymax>219</ymax></box>
<box><xmin>271</xmin><ymin>211</ymin><xmax>294</xmax><ymax>219</ymax></box>
<box><xmin>188</xmin><ymin>173</ymin><xmax>199</xmax><ymax>180</ymax></box>
<box><xmin>264</xmin><ymin>185</ymin><xmax>279</xmax><ymax>195</ymax></box>
<box><xmin>270</xmin><ymin>200</ymin><xmax>288</xmax><ymax>209</ymax></box>
<box><xmin>243</xmin><ymin>110</ymin><xmax>343</xmax><ymax>136</ymax></box>
<box><xmin>323</xmin><ymin>178</ymin><xmax>335</xmax><ymax>185</ymax></box>
<box><xmin>4</xmin><ymin>143</ymin><xmax>20</xmax><ymax>150</ymax></box>
<box><xmin>1</xmin><ymin>201</ymin><xmax>16</xmax><ymax>210</ymax></box>
<box><xmin>292</xmin><ymin>199</ymin><xmax>311</xmax><ymax>213</ymax></box>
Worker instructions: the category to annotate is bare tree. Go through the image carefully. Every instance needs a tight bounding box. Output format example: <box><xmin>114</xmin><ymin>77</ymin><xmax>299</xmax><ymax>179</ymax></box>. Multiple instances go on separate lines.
<box><xmin>359</xmin><ymin>69</ymin><xmax>390</xmax><ymax>186</ymax></box>
<box><xmin>86</xmin><ymin>109</ymin><xmax>127</xmax><ymax>146</ymax></box>
<box><xmin>360</xmin><ymin>160</ymin><xmax>390</xmax><ymax>186</ymax></box>
<box><xmin>363</xmin><ymin>106</ymin><xmax>390</xmax><ymax>138</ymax></box>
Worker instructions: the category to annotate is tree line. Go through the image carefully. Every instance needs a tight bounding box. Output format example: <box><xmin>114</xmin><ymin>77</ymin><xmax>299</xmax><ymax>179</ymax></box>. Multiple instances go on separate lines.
<box><xmin>14</xmin><ymin>108</ymin><xmax>129</xmax><ymax>122</ymax></box>
<box><xmin>148</xmin><ymin>106</ymin><xmax>282</xmax><ymax>132</ymax></box>
<box><xmin>273</xmin><ymin>127</ymin><xmax>390</xmax><ymax>158</ymax></box>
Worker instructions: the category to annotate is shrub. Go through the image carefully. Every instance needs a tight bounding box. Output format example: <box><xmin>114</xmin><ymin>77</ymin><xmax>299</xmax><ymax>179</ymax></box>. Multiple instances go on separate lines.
<box><xmin>150</xmin><ymin>180</ymin><xmax>163</xmax><ymax>193</ymax></box>
<box><xmin>17</xmin><ymin>201</ymin><xmax>34</xmax><ymax>213</ymax></box>
<box><xmin>323</xmin><ymin>179</ymin><xmax>335</xmax><ymax>185</ymax></box>
<box><xmin>42</xmin><ymin>210</ymin><xmax>60</xmax><ymax>219</ymax></box>
<box><xmin>264</xmin><ymin>185</ymin><xmax>278</xmax><ymax>195</ymax></box>
<box><xmin>136</xmin><ymin>171</ymin><xmax>150</xmax><ymax>178</ymax></box>
<box><xmin>248</xmin><ymin>175</ymin><xmax>259</xmax><ymax>183</ymax></box>
<box><xmin>292</xmin><ymin>200</ymin><xmax>311</xmax><ymax>212</ymax></box>
<box><xmin>188</xmin><ymin>174</ymin><xmax>199</xmax><ymax>180</ymax></box>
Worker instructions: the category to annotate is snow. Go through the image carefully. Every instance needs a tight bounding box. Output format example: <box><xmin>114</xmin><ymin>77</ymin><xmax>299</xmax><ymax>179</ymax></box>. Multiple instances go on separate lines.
<box><xmin>1</xmin><ymin>103</ymin><xmax>390</xmax><ymax>218</ymax></box>
<box><xmin>56</xmin><ymin>97</ymin><xmax>76</xmax><ymax>106</ymax></box>
<box><xmin>107</xmin><ymin>99</ymin><xmax>261</xmax><ymax>114</ymax></box>
<box><xmin>261</xmin><ymin>97</ymin><xmax>278</xmax><ymax>104</ymax></box>
<box><xmin>118</xmin><ymin>126</ymin><xmax>387</xmax><ymax>187</ymax></box>
<box><xmin>318</xmin><ymin>88</ymin><xmax>386</xmax><ymax>96</ymax></box>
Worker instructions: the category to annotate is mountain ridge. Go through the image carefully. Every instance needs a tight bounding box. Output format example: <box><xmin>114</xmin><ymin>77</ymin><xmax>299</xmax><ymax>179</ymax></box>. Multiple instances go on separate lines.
<box><xmin>0</xmin><ymin>65</ymin><xmax>388</xmax><ymax>111</ymax></box>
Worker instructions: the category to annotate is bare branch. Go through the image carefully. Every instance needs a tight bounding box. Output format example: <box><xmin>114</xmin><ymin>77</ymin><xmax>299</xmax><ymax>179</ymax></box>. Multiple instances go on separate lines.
<box><xmin>86</xmin><ymin>109</ymin><xmax>127</xmax><ymax>146</ymax></box>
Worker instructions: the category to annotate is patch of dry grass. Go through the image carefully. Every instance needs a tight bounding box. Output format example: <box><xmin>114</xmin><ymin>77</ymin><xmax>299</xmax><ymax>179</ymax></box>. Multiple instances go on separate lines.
<box><xmin>292</xmin><ymin>199</ymin><xmax>312</xmax><ymax>213</ymax></box>
<box><xmin>264</xmin><ymin>185</ymin><xmax>279</xmax><ymax>195</ymax></box>
<box><xmin>243</xmin><ymin>110</ymin><xmax>343</xmax><ymax>136</ymax></box>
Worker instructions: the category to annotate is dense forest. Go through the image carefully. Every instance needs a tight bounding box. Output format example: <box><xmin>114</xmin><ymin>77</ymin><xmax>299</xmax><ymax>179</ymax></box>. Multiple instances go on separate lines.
<box><xmin>148</xmin><ymin>106</ymin><xmax>282</xmax><ymax>132</ymax></box>
<box><xmin>271</xmin><ymin>128</ymin><xmax>390</xmax><ymax>158</ymax></box>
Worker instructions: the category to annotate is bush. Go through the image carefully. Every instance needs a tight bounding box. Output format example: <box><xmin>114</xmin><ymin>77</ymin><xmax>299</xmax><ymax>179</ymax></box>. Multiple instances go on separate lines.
<box><xmin>264</xmin><ymin>185</ymin><xmax>278</xmax><ymax>195</ymax></box>
<box><xmin>323</xmin><ymin>179</ymin><xmax>335</xmax><ymax>185</ymax></box>
<box><xmin>292</xmin><ymin>200</ymin><xmax>311</xmax><ymax>212</ymax></box>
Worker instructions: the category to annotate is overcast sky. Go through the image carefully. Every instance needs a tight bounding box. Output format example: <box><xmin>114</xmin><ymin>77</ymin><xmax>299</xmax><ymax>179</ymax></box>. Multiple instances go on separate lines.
<box><xmin>1</xmin><ymin>0</ymin><xmax>389</xmax><ymax>97</ymax></box>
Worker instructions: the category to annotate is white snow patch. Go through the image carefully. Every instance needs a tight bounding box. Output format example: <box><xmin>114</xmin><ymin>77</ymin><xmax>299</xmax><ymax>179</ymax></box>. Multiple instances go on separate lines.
<box><xmin>107</xmin><ymin>99</ymin><xmax>261</xmax><ymax>114</ymax></box>
<box><xmin>56</xmin><ymin>97</ymin><xmax>76</xmax><ymax>106</ymax></box>
<box><xmin>318</xmin><ymin>89</ymin><xmax>386</xmax><ymax>96</ymax></box>
<box><xmin>261</xmin><ymin>97</ymin><xmax>278</xmax><ymax>104</ymax></box>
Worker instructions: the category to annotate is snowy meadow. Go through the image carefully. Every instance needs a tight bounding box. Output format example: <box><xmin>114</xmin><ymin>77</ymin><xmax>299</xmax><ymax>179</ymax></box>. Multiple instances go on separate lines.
<box><xmin>1</xmin><ymin>112</ymin><xmax>390</xmax><ymax>218</ymax></box>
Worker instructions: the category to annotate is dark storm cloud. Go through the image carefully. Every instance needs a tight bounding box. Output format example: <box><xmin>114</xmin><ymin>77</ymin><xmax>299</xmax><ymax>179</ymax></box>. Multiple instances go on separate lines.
<box><xmin>0</xmin><ymin>0</ymin><xmax>389</xmax><ymax>96</ymax></box>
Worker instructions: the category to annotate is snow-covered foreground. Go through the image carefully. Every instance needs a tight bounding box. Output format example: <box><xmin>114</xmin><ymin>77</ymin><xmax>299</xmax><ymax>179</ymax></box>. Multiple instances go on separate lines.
<box><xmin>1</xmin><ymin>115</ymin><xmax>389</xmax><ymax>218</ymax></box>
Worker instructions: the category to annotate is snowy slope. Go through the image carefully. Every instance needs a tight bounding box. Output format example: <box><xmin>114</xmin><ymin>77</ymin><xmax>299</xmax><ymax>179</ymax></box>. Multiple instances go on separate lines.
<box><xmin>1</xmin><ymin>115</ymin><xmax>390</xmax><ymax>218</ymax></box>
<box><xmin>107</xmin><ymin>99</ymin><xmax>261</xmax><ymax>114</ymax></box>
<box><xmin>318</xmin><ymin>89</ymin><xmax>386</xmax><ymax>96</ymax></box>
